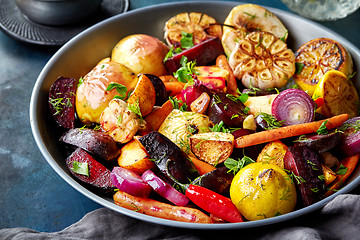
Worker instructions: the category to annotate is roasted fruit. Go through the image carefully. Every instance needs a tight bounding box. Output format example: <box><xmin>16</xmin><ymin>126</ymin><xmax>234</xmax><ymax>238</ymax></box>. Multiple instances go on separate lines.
<box><xmin>222</xmin><ymin>4</ymin><xmax>288</xmax><ymax>56</ymax></box>
<box><xmin>230</xmin><ymin>162</ymin><xmax>297</xmax><ymax>221</ymax></box>
<box><xmin>138</xmin><ymin>131</ymin><xmax>199</xmax><ymax>184</ymax></box>
<box><xmin>60</xmin><ymin>128</ymin><xmax>121</xmax><ymax>163</ymax></box>
<box><xmin>76</xmin><ymin>61</ymin><xmax>138</xmax><ymax>125</ymax></box>
<box><xmin>66</xmin><ymin>148</ymin><xmax>115</xmax><ymax>194</ymax></box>
<box><xmin>48</xmin><ymin>76</ymin><xmax>76</xmax><ymax>129</ymax></box>
<box><xmin>158</xmin><ymin>109</ymin><xmax>212</xmax><ymax>155</ymax></box>
<box><xmin>99</xmin><ymin>99</ymin><xmax>141</xmax><ymax>144</ymax></box>
<box><xmin>294</xmin><ymin>38</ymin><xmax>354</xmax><ymax>97</ymax></box>
<box><xmin>111</xmin><ymin>34</ymin><xmax>169</xmax><ymax>76</ymax></box>
<box><xmin>189</xmin><ymin>132</ymin><xmax>234</xmax><ymax>165</ymax></box>
<box><xmin>164</xmin><ymin>12</ymin><xmax>222</xmax><ymax>47</ymax></box>
<box><xmin>228</xmin><ymin>31</ymin><xmax>295</xmax><ymax>90</ymax></box>
<box><xmin>312</xmin><ymin>70</ymin><xmax>359</xmax><ymax>118</ymax></box>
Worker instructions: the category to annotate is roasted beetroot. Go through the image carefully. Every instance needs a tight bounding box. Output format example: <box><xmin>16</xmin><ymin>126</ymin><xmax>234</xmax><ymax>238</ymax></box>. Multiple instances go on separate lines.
<box><xmin>66</xmin><ymin>148</ymin><xmax>115</xmax><ymax>193</ymax></box>
<box><xmin>338</xmin><ymin>116</ymin><xmax>360</xmax><ymax>156</ymax></box>
<box><xmin>272</xmin><ymin>89</ymin><xmax>315</xmax><ymax>126</ymax></box>
<box><xmin>138</xmin><ymin>131</ymin><xmax>199</xmax><ymax>184</ymax></box>
<box><xmin>284</xmin><ymin>145</ymin><xmax>324</xmax><ymax>206</ymax></box>
<box><xmin>145</xmin><ymin>74</ymin><xmax>168</xmax><ymax>106</ymax></box>
<box><xmin>164</xmin><ymin>37</ymin><xmax>224</xmax><ymax>74</ymax></box>
<box><xmin>60</xmin><ymin>128</ymin><xmax>121</xmax><ymax>163</ymax></box>
<box><xmin>295</xmin><ymin>131</ymin><xmax>341</xmax><ymax>153</ymax></box>
<box><xmin>48</xmin><ymin>76</ymin><xmax>76</xmax><ymax>129</ymax></box>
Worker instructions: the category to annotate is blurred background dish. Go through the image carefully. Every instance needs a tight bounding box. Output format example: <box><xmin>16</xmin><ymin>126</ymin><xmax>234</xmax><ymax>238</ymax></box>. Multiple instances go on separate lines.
<box><xmin>0</xmin><ymin>0</ymin><xmax>128</xmax><ymax>46</ymax></box>
<box><xmin>281</xmin><ymin>0</ymin><xmax>360</xmax><ymax>21</ymax></box>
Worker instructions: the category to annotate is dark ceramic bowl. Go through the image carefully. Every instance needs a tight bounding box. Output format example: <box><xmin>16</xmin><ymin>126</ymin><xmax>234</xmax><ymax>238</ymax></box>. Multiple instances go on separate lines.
<box><xmin>30</xmin><ymin>1</ymin><xmax>360</xmax><ymax>230</ymax></box>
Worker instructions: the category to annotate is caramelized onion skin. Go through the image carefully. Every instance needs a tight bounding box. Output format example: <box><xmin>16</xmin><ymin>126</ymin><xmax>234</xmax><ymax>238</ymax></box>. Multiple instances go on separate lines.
<box><xmin>272</xmin><ymin>89</ymin><xmax>315</xmax><ymax>126</ymax></box>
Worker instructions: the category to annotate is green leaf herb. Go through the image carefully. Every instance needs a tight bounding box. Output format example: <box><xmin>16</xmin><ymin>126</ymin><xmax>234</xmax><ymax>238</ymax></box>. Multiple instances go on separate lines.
<box><xmin>295</xmin><ymin>62</ymin><xmax>304</xmax><ymax>75</ymax></box>
<box><xmin>127</xmin><ymin>99</ymin><xmax>142</xmax><ymax>118</ymax></box>
<box><xmin>71</xmin><ymin>161</ymin><xmax>89</xmax><ymax>177</ymax></box>
<box><xmin>209</xmin><ymin>121</ymin><xmax>231</xmax><ymax>133</ymax></box>
<box><xmin>169</xmin><ymin>96</ymin><xmax>187</xmax><ymax>111</ymax></box>
<box><xmin>257</xmin><ymin>112</ymin><xmax>285</xmax><ymax>130</ymax></box>
<box><xmin>174</xmin><ymin>56</ymin><xmax>197</xmax><ymax>84</ymax></box>
<box><xmin>224</xmin><ymin>156</ymin><xmax>255</xmax><ymax>175</ymax></box>
<box><xmin>180</xmin><ymin>31</ymin><xmax>194</xmax><ymax>49</ymax></box>
<box><xmin>316</xmin><ymin>120</ymin><xmax>329</xmax><ymax>135</ymax></box>
<box><xmin>106</xmin><ymin>82</ymin><xmax>128</xmax><ymax>100</ymax></box>
<box><xmin>336</xmin><ymin>164</ymin><xmax>348</xmax><ymax>175</ymax></box>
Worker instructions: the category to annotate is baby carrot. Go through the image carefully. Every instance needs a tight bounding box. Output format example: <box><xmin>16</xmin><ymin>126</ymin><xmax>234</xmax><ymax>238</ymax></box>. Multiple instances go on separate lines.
<box><xmin>164</xmin><ymin>81</ymin><xmax>185</xmax><ymax>96</ymax></box>
<box><xmin>324</xmin><ymin>154</ymin><xmax>360</xmax><ymax>197</ymax></box>
<box><xmin>235</xmin><ymin>114</ymin><xmax>349</xmax><ymax>148</ymax></box>
<box><xmin>216</xmin><ymin>54</ymin><xmax>238</xmax><ymax>95</ymax></box>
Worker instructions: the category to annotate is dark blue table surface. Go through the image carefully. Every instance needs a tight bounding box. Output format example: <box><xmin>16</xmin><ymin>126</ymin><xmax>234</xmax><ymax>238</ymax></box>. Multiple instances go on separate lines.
<box><xmin>0</xmin><ymin>0</ymin><xmax>359</xmax><ymax>233</ymax></box>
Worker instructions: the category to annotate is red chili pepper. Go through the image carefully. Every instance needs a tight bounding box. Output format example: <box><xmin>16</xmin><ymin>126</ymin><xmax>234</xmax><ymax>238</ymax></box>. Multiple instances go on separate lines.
<box><xmin>185</xmin><ymin>184</ymin><xmax>243</xmax><ymax>223</ymax></box>
<box><xmin>314</xmin><ymin>97</ymin><xmax>324</xmax><ymax>108</ymax></box>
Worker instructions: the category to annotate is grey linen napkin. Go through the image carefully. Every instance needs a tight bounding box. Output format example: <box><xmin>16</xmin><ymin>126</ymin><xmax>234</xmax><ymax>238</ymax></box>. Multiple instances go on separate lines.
<box><xmin>1</xmin><ymin>194</ymin><xmax>359</xmax><ymax>240</ymax></box>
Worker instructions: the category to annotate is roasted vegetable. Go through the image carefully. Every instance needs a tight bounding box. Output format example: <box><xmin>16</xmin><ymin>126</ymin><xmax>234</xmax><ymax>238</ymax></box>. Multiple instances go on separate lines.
<box><xmin>207</xmin><ymin>92</ymin><xmax>249</xmax><ymax>128</ymax></box>
<box><xmin>164</xmin><ymin>12</ymin><xmax>222</xmax><ymax>47</ymax></box>
<box><xmin>295</xmin><ymin>130</ymin><xmax>341</xmax><ymax>153</ymax></box>
<box><xmin>257</xmin><ymin>140</ymin><xmax>288</xmax><ymax>168</ymax></box>
<box><xmin>138</xmin><ymin>131</ymin><xmax>199</xmax><ymax>184</ymax></box>
<box><xmin>244</xmin><ymin>94</ymin><xmax>278</xmax><ymax>116</ymax></box>
<box><xmin>111</xmin><ymin>34</ymin><xmax>169</xmax><ymax>76</ymax></box>
<box><xmin>100</xmin><ymin>99</ymin><xmax>141</xmax><ymax>144</ymax></box>
<box><xmin>164</xmin><ymin>37</ymin><xmax>224</xmax><ymax>74</ymax></box>
<box><xmin>284</xmin><ymin>145</ymin><xmax>324</xmax><ymax>206</ymax></box>
<box><xmin>76</xmin><ymin>61</ymin><xmax>138</xmax><ymax>125</ymax></box>
<box><xmin>158</xmin><ymin>109</ymin><xmax>212</xmax><ymax>155</ymax></box>
<box><xmin>272</xmin><ymin>89</ymin><xmax>315</xmax><ymax>126</ymax></box>
<box><xmin>66</xmin><ymin>148</ymin><xmax>115</xmax><ymax>193</ymax></box>
<box><xmin>222</xmin><ymin>4</ymin><xmax>288</xmax><ymax>56</ymax></box>
<box><xmin>113</xmin><ymin>190</ymin><xmax>213</xmax><ymax>223</ymax></box>
<box><xmin>189</xmin><ymin>132</ymin><xmax>234</xmax><ymax>165</ymax></box>
<box><xmin>192</xmin><ymin>166</ymin><xmax>234</xmax><ymax>195</ymax></box>
<box><xmin>338</xmin><ymin>116</ymin><xmax>360</xmax><ymax>156</ymax></box>
<box><xmin>145</xmin><ymin>74</ymin><xmax>168</xmax><ymax>106</ymax></box>
<box><xmin>60</xmin><ymin>128</ymin><xmax>121</xmax><ymax>163</ymax></box>
<box><xmin>48</xmin><ymin>76</ymin><xmax>76</xmax><ymax>129</ymax></box>
<box><xmin>228</xmin><ymin>31</ymin><xmax>295</xmax><ymax>90</ymax></box>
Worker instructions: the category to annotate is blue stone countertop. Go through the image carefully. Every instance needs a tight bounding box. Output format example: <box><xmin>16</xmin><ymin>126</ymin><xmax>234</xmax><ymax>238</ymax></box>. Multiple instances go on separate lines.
<box><xmin>0</xmin><ymin>0</ymin><xmax>359</xmax><ymax>233</ymax></box>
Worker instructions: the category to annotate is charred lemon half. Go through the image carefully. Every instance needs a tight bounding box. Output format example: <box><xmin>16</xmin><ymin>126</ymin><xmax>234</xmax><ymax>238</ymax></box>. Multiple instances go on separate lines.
<box><xmin>294</xmin><ymin>38</ymin><xmax>353</xmax><ymax>97</ymax></box>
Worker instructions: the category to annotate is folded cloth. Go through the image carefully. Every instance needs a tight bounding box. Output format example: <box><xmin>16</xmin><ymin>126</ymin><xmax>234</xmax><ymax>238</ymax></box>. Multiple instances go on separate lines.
<box><xmin>1</xmin><ymin>194</ymin><xmax>360</xmax><ymax>240</ymax></box>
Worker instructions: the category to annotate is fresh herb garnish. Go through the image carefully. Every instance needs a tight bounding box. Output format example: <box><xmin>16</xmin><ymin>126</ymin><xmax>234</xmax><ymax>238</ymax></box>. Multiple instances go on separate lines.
<box><xmin>106</xmin><ymin>82</ymin><xmax>128</xmax><ymax>100</ymax></box>
<box><xmin>224</xmin><ymin>156</ymin><xmax>255</xmax><ymax>175</ymax></box>
<box><xmin>180</xmin><ymin>31</ymin><xmax>194</xmax><ymax>49</ymax></box>
<box><xmin>169</xmin><ymin>96</ymin><xmax>187</xmax><ymax>111</ymax></box>
<box><xmin>316</xmin><ymin>120</ymin><xmax>328</xmax><ymax>135</ymax></box>
<box><xmin>209</xmin><ymin>121</ymin><xmax>231</xmax><ymax>133</ymax></box>
<box><xmin>257</xmin><ymin>112</ymin><xmax>285</xmax><ymax>130</ymax></box>
<box><xmin>295</xmin><ymin>62</ymin><xmax>304</xmax><ymax>75</ymax></box>
<box><xmin>78</xmin><ymin>77</ymin><xmax>84</xmax><ymax>87</ymax></box>
<box><xmin>71</xmin><ymin>161</ymin><xmax>89</xmax><ymax>177</ymax></box>
<box><xmin>127</xmin><ymin>99</ymin><xmax>142</xmax><ymax>118</ymax></box>
<box><xmin>336</xmin><ymin>164</ymin><xmax>348</xmax><ymax>175</ymax></box>
<box><xmin>173</xmin><ymin>56</ymin><xmax>197</xmax><ymax>84</ymax></box>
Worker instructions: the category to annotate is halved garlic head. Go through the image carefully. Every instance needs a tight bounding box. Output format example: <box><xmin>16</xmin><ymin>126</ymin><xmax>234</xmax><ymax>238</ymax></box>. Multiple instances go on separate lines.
<box><xmin>229</xmin><ymin>31</ymin><xmax>295</xmax><ymax>90</ymax></box>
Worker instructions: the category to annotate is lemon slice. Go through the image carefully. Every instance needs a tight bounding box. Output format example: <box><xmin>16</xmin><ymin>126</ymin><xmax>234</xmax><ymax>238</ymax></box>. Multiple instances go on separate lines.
<box><xmin>313</xmin><ymin>70</ymin><xmax>359</xmax><ymax>118</ymax></box>
<box><xmin>164</xmin><ymin>12</ymin><xmax>222</xmax><ymax>47</ymax></box>
<box><xmin>294</xmin><ymin>38</ymin><xmax>354</xmax><ymax>97</ymax></box>
<box><xmin>222</xmin><ymin>4</ymin><xmax>288</xmax><ymax>56</ymax></box>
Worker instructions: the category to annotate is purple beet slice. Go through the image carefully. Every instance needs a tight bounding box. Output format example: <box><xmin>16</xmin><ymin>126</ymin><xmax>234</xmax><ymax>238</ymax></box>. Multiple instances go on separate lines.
<box><xmin>48</xmin><ymin>76</ymin><xmax>76</xmax><ymax>129</ymax></box>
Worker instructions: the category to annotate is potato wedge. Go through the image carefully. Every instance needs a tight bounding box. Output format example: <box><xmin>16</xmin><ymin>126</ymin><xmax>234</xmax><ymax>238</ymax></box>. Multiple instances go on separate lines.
<box><xmin>257</xmin><ymin>140</ymin><xmax>288</xmax><ymax>168</ymax></box>
<box><xmin>189</xmin><ymin>132</ymin><xmax>234</xmax><ymax>165</ymax></box>
<box><xmin>127</xmin><ymin>74</ymin><xmax>156</xmax><ymax>117</ymax></box>
<box><xmin>322</xmin><ymin>164</ymin><xmax>336</xmax><ymax>186</ymax></box>
<box><xmin>117</xmin><ymin>139</ymin><xmax>154</xmax><ymax>175</ymax></box>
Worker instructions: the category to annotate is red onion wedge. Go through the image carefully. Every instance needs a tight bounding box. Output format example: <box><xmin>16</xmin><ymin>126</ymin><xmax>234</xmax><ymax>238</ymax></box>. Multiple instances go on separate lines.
<box><xmin>338</xmin><ymin>116</ymin><xmax>360</xmax><ymax>156</ymax></box>
<box><xmin>272</xmin><ymin>89</ymin><xmax>315</xmax><ymax>126</ymax></box>
<box><xmin>142</xmin><ymin>170</ymin><xmax>190</xmax><ymax>206</ymax></box>
<box><xmin>110</xmin><ymin>167</ymin><xmax>152</xmax><ymax>198</ymax></box>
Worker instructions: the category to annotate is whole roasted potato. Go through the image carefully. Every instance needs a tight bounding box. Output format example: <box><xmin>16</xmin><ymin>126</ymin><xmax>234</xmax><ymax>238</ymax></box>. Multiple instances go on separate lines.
<box><xmin>76</xmin><ymin>61</ymin><xmax>138</xmax><ymax>125</ymax></box>
<box><xmin>111</xmin><ymin>34</ymin><xmax>169</xmax><ymax>76</ymax></box>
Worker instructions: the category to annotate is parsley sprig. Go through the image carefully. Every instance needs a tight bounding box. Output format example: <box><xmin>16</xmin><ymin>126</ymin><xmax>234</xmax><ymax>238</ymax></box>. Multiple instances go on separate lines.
<box><xmin>224</xmin><ymin>156</ymin><xmax>255</xmax><ymax>175</ymax></box>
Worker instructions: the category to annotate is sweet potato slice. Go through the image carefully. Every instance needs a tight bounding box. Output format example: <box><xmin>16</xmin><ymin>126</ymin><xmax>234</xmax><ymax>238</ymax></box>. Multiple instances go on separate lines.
<box><xmin>117</xmin><ymin>139</ymin><xmax>154</xmax><ymax>174</ymax></box>
<box><xmin>127</xmin><ymin>74</ymin><xmax>156</xmax><ymax>117</ymax></box>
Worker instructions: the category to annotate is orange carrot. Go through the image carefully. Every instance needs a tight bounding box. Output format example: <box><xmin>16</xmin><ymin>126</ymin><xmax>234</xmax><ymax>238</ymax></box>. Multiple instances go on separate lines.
<box><xmin>324</xmin><ymin>154</ymin><xmax>360</xmax><ymax>197</ymax></box>
<box><xmin>164</xmin><ymin>81</ymin><xmax>185</xmax><ymax>96</ymax></box>
<box><xmin>144</xmin><ymin>100</ymin><xmax>174</xmax><ymax>131</ymax></box>
<box><xmin>159</xmin><ymin>75</ymin><xmax>177</xmax><ymax>83</ymax></box>
<box><xmin>235</xmin><ymin>114</ymin><xmax>349</xmax><ymax>148</ymax></box>
<box><xmin>216</xmin><ymin>54</ymin><xmax>238</xmax><ymax>95</ymax></box>
<box><xmin>189</xmin><ymin>156</ymin><xmax>216</xmax><ymax>175</ymax></box>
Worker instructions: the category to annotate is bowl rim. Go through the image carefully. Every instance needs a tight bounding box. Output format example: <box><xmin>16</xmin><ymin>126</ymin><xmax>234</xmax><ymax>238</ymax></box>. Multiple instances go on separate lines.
<box><xmin>30</xmin><ymin>0</ymin><xmax>360</xmax><ymax>230</ymax></box>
